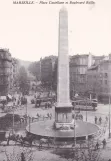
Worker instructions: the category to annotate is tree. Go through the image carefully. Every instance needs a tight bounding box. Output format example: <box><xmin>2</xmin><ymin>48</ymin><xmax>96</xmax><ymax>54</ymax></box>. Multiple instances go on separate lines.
<box><xmin>28</xmin><ymin>61</ymin><xmax>40</xmax><ymax>81</ymax></box>
<box><xmin>54</xmin><ymin>140</ymin><xmax>104</xmax><ymax>161</ymax></box>
<box><xmin>17</xmin><ymin>66</ymin><xmax>30</xmax><ymax>95</ymax></box>
<box><xmin>5</xmin><ymin>147</ymin><xmax>34</xmax><ymax>161</ymax></box>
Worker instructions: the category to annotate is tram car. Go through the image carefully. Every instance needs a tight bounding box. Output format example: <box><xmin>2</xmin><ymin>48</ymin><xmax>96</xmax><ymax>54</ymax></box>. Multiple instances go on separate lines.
<box><xmin>72</xmin><ymin>98</ymin><xmax>98</xmax><ymax>111</ymax></box>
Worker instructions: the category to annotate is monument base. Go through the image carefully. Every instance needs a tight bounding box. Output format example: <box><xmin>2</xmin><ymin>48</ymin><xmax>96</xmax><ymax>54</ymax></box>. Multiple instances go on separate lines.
<box><xmin>55</xmin><ymin>105</ymin><xmax>73</xmax><ymax>130</ymax></box>
<box><xmin>54</xmin><ymin>119</ymin><xmax>74</xmax><ymax>130</ymax></box>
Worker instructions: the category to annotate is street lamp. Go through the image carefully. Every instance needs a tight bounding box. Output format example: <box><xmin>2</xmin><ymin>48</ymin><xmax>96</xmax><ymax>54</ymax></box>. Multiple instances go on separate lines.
<box><xmin>25</xmin><ymin>96</ymin><xmax>28</xmax><ymax>125</ymax></box>
<box><xmin>86</xmin><ymin>99</ymin><xmax>87</xmax><ymax>122</ymax></box>
<box><xmin>108</xmin><ymin>61</ymin><xmax>111</xmax><ymax>138</ymax></box>
<box><xmin>29</xmin><ymin>116</ymin><xmax>31</xmax><ymax>132</ymax></box>
<box><xmin>73</xmin><ymin>105</ymin><xmax>76</xmax><ymax>147</ymax></box>
<box><xmin>74</xmin><ymin>117</ymin><xmax>76</xmax><ymax>147</ymax></box>
<box><xmin>109</xmin><ymin>95</ymin><xmax>111</xmax><ymax>138</ymax></box>
<box><xmin>12</xmin><ymin>101</ymin><xmax>15</xmax><ymax>135</ymax></box>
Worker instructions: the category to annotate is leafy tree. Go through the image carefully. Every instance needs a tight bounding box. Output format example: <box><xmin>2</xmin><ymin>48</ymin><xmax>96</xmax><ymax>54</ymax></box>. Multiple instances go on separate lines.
<box><xmin>17</xmin><ymin>66</ymin><xmax>30</xmax><ymax>95</ymax></box>
<box><xmin>54</xmin><ymin>140</ymin><xmax>104</xmax><ymax>161</ymax></box>
<box><xmin>28</xmin><ymin>61</ymin><xmax>40</xmax><ymax>81</ymax></box>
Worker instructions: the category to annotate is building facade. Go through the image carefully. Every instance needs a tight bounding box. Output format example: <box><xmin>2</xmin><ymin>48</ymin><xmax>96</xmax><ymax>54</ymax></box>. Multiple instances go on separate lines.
<box><xmin>70</xmin><ymin>54</ymin><xmax>92</xmax><ymax>97</ymax></box>
<box><xmin>0</xmin><ymin>49</ymin><xmax>12</xmax><ymax>96</ymax></box>
<box><xmin>97</xmin><ymin>60</ymin><xmax>111</xmax><ymax>103</ymax></box>
<box><xmin>10</xmin><ymin>58</ymin><xmax>20</xmax><ymax>91</ymax></box>
<box><xmin>86</xmin><ymin>57</ymin><xmax>111</xmax><ymax>103</ymax></box>
<box><xmin>86</xmin><ymin>65</ymin><xmax>100</xmax><ymax>99</ymax></box>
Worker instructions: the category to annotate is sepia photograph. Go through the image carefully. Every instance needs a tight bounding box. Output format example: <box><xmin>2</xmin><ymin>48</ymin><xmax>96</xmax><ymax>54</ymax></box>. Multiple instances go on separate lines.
<box><xmin>0</xmin><ymin>0</ymin><xmax>111</xmax><ymax>160</ymax></box>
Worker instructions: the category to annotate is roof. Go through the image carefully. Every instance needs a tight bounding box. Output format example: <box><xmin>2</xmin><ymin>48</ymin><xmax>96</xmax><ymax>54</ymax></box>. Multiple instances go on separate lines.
<box><xmin>88</xmin><ymin>65</ymin><xmax>98</xmax><ymax>71</ymax></box>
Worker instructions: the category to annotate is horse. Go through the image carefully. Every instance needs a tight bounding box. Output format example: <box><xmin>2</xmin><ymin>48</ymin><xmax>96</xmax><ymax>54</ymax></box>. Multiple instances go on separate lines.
<box><xmin>39</xmin><ymin>138</ymin><xmax>54</xmax><ymax>149</ymax></box>
<box><xmin>7</xmin><ymin>133</ymin><xmax>20</xmax><ymax>145</ymax></box>
<box><xmin>19</xmin><ymin>135</ymin><xmax>34</xmax><ymax>146</ymax></box>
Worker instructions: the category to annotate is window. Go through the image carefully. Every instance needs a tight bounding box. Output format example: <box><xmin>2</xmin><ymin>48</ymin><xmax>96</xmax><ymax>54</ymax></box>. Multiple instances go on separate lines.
<box><xmin>100</xmin><ymin>73</ymin><xmax>102</xmax><ymax>78</ymax></box>
<box><xmin>100</xmin><ymin>80</ymin><xmax>102</xmax><ymax>84</ymax></box>
<box><xmin>105</xmin><ymin>73</ymin><xmax>108</xmax><ymax>77</ymax></box>
<box><xmin>105</xmin><ymin>80</ymin><xmax>107</xmax><ymax>85</ymax></box>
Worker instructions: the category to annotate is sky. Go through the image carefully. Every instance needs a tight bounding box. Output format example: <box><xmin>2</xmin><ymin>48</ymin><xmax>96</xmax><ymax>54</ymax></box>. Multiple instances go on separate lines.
<box><xmin>0</xmin><ymin>0</ymin><xmax>111</xmax><ymax>61</ymax></box>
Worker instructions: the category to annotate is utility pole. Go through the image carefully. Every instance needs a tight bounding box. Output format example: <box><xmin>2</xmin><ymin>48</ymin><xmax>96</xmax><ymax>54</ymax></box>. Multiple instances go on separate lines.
<box><xmin>29</xmin><ymin>116</ymin><xmax>31</xmax><ymax>132</ymax></box>
<box><xmin>73</xmin><ymin>112</ymin><xmax>76</xmax><ymax>161</ymax></box>
<box><xmin>12</xmin><ymin>101</ymin><xmax>15</xmax><ymax>135</ymax></box>
<box><xmin>26</xmin><ymin>96</ymin><xmax>28</xmax><ymax>125</ymax></box>
<box><xmin>74</xmin><ymin>118</ymin><xmax>76</xmax><ymax>146</ymax></box>
<box><xmin>86</xmin><ymin>99</ymin><xmax>87</xmax><ymax>122</ymax></box>
<box><xmin>108</xmin><ymin>60</ymin><xmax>111</xmax><ymax>138</ymax></box>
<box><xmin>109</xmin><ymin>95</ymin><xmax>111</xmax><ymax>138</ymax></box>
<box><xmin>73</xmin><ymin>83</ymin><xmax>74</xmax><ymax>99</ymax></box>
<box><xmin>74</xmin><ymin>103</ymin><xmax>76</xmax><ymax>147</ymax></box>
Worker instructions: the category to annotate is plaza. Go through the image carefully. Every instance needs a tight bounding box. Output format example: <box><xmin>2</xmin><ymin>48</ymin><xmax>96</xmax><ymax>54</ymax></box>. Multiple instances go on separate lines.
<box><xmin>0</xmin><ymin>4</ymin><xmax>110</xmax><ymax>161</ymax></box>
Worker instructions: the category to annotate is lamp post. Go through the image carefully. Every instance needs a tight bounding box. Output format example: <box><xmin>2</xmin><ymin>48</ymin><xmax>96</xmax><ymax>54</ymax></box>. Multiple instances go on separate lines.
<box><xmin>73</xmin><ymin>111</ymin><xmax>76</xmax><ymax>161</ymax></box>
<box><xmin>74</xmin><ymin>104</ymin><xmax>76</xmax><ymax>147</ymax></box>
<box><xmin>109</xmin><ymin>95</ymin><xmax>111</xmax><ymax>138</ymax></box>
<box><xmin>74</xmin><ymin>117</ymin><xmax>76</xmax><ymax>147</ymax></box>
<box><xmin>12</xmin><ymin>101</ymin><xmax>15</xmax><ymax>135</ymax></box>
<box><xmin>108</xmin><ymin>61</ymin><xmax>111</xmax><ymax>138</ymax></box>
<box><xmin>25</xmin><ymin>96</ymin><xmax>28</xmax><ymax>125</ymax></box>
<box><xmin>86</xmin><ymin>99</ymin><xmax>87</xmax><ymax>122</ymax></box>
<box><xmin>29</xmin><ymin>116</ymin><xmax>31</xmax><ymax>132</ymax></box>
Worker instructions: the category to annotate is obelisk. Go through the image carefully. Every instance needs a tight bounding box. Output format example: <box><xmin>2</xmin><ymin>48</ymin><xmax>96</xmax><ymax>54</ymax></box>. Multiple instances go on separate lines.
<box><xmin>55</xmin><ymin>7</ymin><xmax>73</xmax><ymax>128</ymax></box>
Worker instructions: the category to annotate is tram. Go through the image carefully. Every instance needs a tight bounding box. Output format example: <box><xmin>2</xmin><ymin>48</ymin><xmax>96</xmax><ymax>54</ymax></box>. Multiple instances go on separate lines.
<box><xmin>71</xmin><ymin>99</ymin><xmax>98</xmax><ymax>111</ymax></box>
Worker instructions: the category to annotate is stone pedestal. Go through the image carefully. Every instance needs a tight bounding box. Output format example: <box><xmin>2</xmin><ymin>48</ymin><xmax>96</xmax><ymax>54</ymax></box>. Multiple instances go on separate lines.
<box><xmin>55</xmin><ymin>7</ymin><xmax>73</xmax><ymax>128</ymax></box>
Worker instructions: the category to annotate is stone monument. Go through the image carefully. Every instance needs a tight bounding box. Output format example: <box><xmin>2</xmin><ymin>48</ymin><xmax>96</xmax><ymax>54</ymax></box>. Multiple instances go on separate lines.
<box><xmin>55</xmin><ymin>7</ymin><xmax>73</xmax><ymax>129</ymax></box>
<box><xmin>26</xmin><ymin>7</ymin><xmax>99</xmax><ymax>140</ymax></box>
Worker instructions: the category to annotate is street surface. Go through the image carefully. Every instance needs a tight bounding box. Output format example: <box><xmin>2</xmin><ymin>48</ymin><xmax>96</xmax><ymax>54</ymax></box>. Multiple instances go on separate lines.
<box><xmin>0</xmin><ymin>95</ymin><xmax>111</xmax><ymax>160</ymax></box>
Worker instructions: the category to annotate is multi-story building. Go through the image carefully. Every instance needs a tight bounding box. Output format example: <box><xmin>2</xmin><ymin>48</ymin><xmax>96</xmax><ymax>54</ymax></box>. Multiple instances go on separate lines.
<box><xmin>10</xmin><ymin>58</ymin><xmax>20</xmax><ymax>90</ymax></box>
<box><xmin>0</xmin><ymin>48</ymin><xmax>12</xmax><ymax>96</ymax></box>
<box><xmin>97</xmin><ymin>59</ymin><xmax>111</xmax><ymax>103</ymax></box>
<box><xmin>86</xmin><ymin>56</ymin><xmax>111</xmax><ymax>103</ymax></box>
<box><xmin>92</xmin><ymin>55</ymin><xmax>106</xmax><ymax>65</ymax></box>
<box><xmin>41</xmin><ymin>55</ymin><xmax>57</xmax><ymax>89</ymax></box>
<box><xmin>86</xmin><ymin>65</ymin><xmax>100</xmax><ymax>99</ymax></box>
<box><xmin>70</xmin><ymin>54</ymin><xmax>93</xmax><ymax>97</ymax></box>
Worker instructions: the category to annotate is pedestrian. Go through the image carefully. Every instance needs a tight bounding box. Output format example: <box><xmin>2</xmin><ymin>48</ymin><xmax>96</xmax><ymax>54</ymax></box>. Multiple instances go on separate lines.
<box><xmin>7</xmin><ymin>133</ymin><xmax>10</xmax><ymax>146</ymax></box>
<box><xmin>47</xmin><ymin>113</ymin><xmax>50</xmax><ymax>118</ymax></box>
<box><xmin>50</xmin><ymin>102</ymin><xmax>52</xmax><ymax>108</ymax></box>
<box><xmin>81</xmin><ymin>114</ymin><xmax>83</xmax><ymax>121</ymax></box>
<box><xmin>95</xmin><ymin>141</ymin><xmax>99</xmax><ymax>150</ymax></box>
<box><xmin>49</xmin><ymin>113</ymin><xmax>52</xmax><ymax>120</ymax></box>
<box><xmin>99</xmin><ymin>117</ymin><xmax>102</xmax><ymax>124</ymax></box>
<box><xmin>106</xmin><ymin>116</ymin><xmax>108</xmax><ymax>122</ymax></box>
<box><xmin>21</xmin><ymin>152</ymin><xmax>25</xmax><ymax>161</ymax></box>
<box><xmin>45</xmin><ymin>103</ymin><xmax>47</xmax><ymax>109</ymax></box>
<box><xmin>37</xmin><ymin>113</ymin><xmax>39</xmax><ymax>118</ymax></box>
<box><xmin>47</xmin><ymin>102</ymin><xmax>50</xmax><ymax>109</ymax></box>
<box><xmin>102</xmin><ymin>138</ymin><xmax>106</xmax><ymax>149</ymax></box>
<box><xmin>95</xmin><ymin>116</ymin><xmax>97</xmax><ymax>124</ymax></box>
<box><xmin>17</xmin><ymin>99</ymin><xmax>20</xmax><ymax>106</ymax></box>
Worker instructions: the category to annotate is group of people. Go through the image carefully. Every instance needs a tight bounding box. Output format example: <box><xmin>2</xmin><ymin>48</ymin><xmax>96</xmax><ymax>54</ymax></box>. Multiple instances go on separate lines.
<box><xmin>95</xmin><ymin>116</ymin><xmax>108</xmax><ymax>125</ymax></box>
<box><xmin>95</xmin><ymin>116</ymin><xmax>102</xmax><ymax>124</ymax></box>
<box><xmin>36</xmin><ymin>112</ymin><xmax>52</xmax><ymax>120</ymax></box>
<box><xmin>45</xmin><ymin>102</ymin><xmax>52</xmax><ymax>109</ymax></box>
<box><xmin>46</xmin><ymin>113</ymin><xmax>52</xmax><ymax>120</ymax></box>
<box><xmin>95</xmin><ymin>138</ymin><xmax>107</xmax><ymax>150</ymax></box>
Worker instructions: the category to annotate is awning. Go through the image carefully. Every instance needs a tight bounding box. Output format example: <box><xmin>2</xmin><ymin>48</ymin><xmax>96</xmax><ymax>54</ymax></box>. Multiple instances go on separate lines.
<box><xmin>0</xmin><ymin>96</ymin><xmax>7</xmax><ymax>100</ymax></box>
